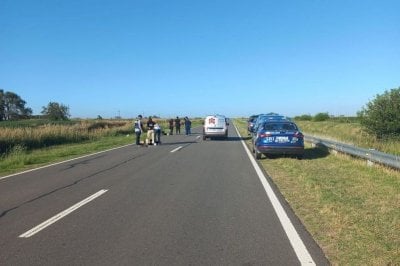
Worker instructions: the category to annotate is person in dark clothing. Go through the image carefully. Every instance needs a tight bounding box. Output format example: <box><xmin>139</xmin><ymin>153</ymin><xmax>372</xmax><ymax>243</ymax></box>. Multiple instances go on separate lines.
<box><xmin>175</xmin><ymin>116</ymin><xmax>181</xmax><ymax>134</ymax></box>
<box><xmin>169</xmin><ymin>118</ymin><xmax>174</xmax><ymax>135</ymax></box>
<box><xmin>134</xmin><ymin>115</ymin><xmax>144</xmax><ymax>145</ymax></box>
<box><xmin>146</xmin><ymin>116</ymin><xmax>156</xmax><ymax>145</ymax></box>
<box><xmin>184</xmin><ymin>116</ymin><xmax>192</xmax><ymax>135</ymax></box>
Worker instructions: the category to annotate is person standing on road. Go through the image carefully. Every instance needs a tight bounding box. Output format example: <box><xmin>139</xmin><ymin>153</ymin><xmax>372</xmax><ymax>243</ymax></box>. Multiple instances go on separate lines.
<box><xmin>184</xmin><ymin>116</ymin><xmax>192</xmax><ymax>135</ymax></box>
<box><xmin>169</xmin><ymin>118</ymin><xmax>174</xmax><ymax>135</ymax></box>
<box><xmin>175</xmin><ymin>116</ymin><xmax>181</xmax><ymax>134</ymax></box>
<box><xmin>134</xmin><ymin>115</ymin><xmax>144</xmax><ymax>145</ymax></box>
<box><xmin>146</xmin><ymin>116</ymin><xmax>156</xmax><ymax>145</ymax></box>
<box><xmin>154</xmin><ymin>122</ymin><xmax>162</xmax><ymax>145</ymax></box>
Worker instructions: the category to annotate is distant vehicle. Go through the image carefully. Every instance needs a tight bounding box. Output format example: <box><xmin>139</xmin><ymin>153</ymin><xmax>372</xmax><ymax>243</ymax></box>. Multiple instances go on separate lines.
<box><xmin>252</xmin><ymin>120</ymin><xmax>304</xmax><ymax>159</ymax></box>
<box><xmin>247</xmin><ymin>114</ymin><xmax>259</xmax><ymax>134</ymax></box>
<box><xmin>203</xmin><ymin>115</ymin><xmax>229</xmax><ymax>140</ymax></box>
<box><xmin>250</xmin><ymin>113</ymin><xmax>289</xmax><ymax>135</ymax></box>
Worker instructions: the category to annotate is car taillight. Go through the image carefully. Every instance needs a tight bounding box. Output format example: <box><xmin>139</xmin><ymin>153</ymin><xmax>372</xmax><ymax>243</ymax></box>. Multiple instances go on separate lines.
<box><xmin>259</xmin><ymin>133</ymin><xmax>272</xmax><ymax>138</ymax></box>
<box><xmin>294</xmin><ymin>132</ymin><xmax>304</xmax><ymax>138</ymax></box>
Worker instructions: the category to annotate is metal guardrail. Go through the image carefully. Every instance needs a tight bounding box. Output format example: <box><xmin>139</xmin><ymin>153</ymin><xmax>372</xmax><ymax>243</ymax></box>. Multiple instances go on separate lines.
<box><xmin>304</xmin><ymin>135</ymin><xmax>400</xmax><ymax>170</ymax></box>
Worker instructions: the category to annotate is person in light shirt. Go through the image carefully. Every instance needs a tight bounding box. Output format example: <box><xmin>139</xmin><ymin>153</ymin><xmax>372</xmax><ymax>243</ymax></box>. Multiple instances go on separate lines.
<box><xmin>133</xmin><ymin>115</ymin><xmax>144</xmax><ymax>145</ymax></box>
<box><xmin>154</xmin><ymin>122</ymin><xmax>162</xmax><ymax>145</ymax></box>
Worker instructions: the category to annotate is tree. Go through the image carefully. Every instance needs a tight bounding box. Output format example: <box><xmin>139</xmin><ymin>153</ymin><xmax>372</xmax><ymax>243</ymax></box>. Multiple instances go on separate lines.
<box><xmin>358</xmin><ymin>87</ymin><xmax>400</xmax><ymax>139</ymax></box>
<box><xmin>41</xmin><ymin>102</ymin><xmax>70</xmax><ymax>120</ymax></box>
<box><xmin>0</xmin><ymin>90</ymin><xmax>32</xmax><ymax>121</ymax></box>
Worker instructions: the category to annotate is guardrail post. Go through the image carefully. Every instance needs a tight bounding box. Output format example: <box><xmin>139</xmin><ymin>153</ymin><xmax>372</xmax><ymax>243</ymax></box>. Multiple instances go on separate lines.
<box><xmin>366</xmin><ymin>149</ymin><xmax>375</xmax><ymax>167</ymax></box>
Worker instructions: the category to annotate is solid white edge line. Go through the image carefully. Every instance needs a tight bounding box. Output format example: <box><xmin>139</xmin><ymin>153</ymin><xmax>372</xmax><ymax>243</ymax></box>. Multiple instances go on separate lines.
<box><xmin>0</xmin><ymin>144</ymin><xmax>133</xmax><ymax>181</ymax></box>
<box><xmin>234</xmin><ymin>125</ymin><xmax>316</xmax><ymax>266</ymax></box>
<box><xmin>170</xmin><ymin>146</ymin><xmax>183</xmax><ymax>153</ymax></box>
<box><xmin>19</xmin><ymin>189</ymin><xmax>108</xmax><ymax>238</ymax></box>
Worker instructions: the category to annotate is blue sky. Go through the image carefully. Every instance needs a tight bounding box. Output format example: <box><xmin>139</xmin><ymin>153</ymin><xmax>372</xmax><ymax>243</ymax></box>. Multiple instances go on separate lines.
<box><xmin>1</xmin><ymin>0</ymin><xmax>399</xmax><ymax>118</ymax></box>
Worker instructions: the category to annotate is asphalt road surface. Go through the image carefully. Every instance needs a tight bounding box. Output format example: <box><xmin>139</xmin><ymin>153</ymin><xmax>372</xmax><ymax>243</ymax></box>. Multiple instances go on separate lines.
<box><xmin>0</xmin><ymin>124</ymin><xmax>329</xmax><ymax>265</ymax></box>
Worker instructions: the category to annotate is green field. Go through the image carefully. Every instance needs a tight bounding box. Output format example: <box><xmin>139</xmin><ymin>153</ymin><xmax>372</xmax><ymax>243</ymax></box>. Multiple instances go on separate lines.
<box><xmin>235</xmin><ymin>119</ymin><xmax>399</xmax><ymax>265</ymax></box>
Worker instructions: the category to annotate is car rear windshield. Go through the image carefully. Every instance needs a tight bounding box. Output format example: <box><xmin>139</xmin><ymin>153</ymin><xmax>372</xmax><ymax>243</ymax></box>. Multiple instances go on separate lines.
<box><xmin>262</xmin><ymin>122</ymin><xmax>298</xmax><ymax>131</ymax></box>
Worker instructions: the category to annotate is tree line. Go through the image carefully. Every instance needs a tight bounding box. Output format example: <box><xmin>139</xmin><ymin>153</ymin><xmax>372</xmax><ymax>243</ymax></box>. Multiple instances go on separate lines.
<box><xmin>0</xmin><ymin>89</ymin><xmax>70</xmax><ymax>121</ymax></box>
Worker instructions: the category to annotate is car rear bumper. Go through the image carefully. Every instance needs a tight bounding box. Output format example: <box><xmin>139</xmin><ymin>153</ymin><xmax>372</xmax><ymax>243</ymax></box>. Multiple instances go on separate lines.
<box><xmin>256</xmin><ymin>145</ymin><xmax>304</xmax><ymax>155</ymax></box>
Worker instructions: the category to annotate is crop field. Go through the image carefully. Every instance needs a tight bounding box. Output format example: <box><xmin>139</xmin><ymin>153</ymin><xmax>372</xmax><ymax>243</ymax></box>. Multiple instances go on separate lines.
<box><xmin>234</xmin><ymin>119</ymin><xmax>399</xmax><ymax>265</ymax></box>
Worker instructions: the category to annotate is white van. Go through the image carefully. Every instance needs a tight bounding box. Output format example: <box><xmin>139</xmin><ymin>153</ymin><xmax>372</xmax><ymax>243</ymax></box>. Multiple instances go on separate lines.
<box><xmin>203</xmin><ymin>115</ymin><xmax>229</xmax><ymax>140</ymax></box>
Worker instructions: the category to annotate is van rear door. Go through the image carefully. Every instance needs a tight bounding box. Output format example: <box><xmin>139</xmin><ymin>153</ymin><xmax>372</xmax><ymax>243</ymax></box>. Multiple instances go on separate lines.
<box><xmin>203</xmin><ymin>115</ymin><xmax>228</xmax><ymax>139</ymax></box>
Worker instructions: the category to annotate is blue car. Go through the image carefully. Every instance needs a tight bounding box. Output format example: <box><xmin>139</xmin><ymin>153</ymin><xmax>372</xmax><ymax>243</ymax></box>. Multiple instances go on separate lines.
<box><xmin>252</xmin><ymin>120</ymin><xmax>304</xmax><ymax>159</ymax></box>
<box><xmin>250</xmin><ymin>113</ymin><xmax>288</xmax><ymax>135</ymax></box>
<box><xmin>247</xmin><ymin>114</ymin><xmax>259</xmax><ymax>134</ymax></box>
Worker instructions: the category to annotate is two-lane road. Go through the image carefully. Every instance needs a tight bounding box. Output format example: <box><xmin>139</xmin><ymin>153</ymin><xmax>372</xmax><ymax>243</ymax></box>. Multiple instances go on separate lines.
<box><xmin>0</xmin><ymin>124</ymin><xmax>328</xmax><ymax>265</ymax></box>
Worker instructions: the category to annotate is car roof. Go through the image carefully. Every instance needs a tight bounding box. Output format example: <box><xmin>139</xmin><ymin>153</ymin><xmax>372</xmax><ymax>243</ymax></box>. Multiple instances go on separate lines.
<box><xmin>262</xmin><ymin>119</ymin><xmax>294</xmax><ymax>123</ymax></box>
<box><xmin>258</xmin><ymin>115</ymin><xmax>290</xmax><ymax>121</ymax></box>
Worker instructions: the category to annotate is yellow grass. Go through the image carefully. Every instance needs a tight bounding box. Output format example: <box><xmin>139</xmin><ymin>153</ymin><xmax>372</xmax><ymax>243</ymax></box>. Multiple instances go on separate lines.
<box><xmin>0</xmin><ymin>120</ymin><xmax>132</xmax><ymax>154</ymax></box>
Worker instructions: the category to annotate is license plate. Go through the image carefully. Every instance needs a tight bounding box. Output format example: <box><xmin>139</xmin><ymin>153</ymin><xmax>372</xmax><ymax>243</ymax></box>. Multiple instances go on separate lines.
<box><xmin>275</xmin><ymin>136</ymin><xmax>289</xmax><ymax>143</ymax></box>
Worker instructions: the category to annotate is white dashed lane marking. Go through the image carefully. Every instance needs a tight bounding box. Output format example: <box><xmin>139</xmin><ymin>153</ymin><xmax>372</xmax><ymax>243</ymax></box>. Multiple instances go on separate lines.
<box><xmin>19</xmin><ymin>189</ymin><xmax>108</xmax><ymax>238</ymax></box>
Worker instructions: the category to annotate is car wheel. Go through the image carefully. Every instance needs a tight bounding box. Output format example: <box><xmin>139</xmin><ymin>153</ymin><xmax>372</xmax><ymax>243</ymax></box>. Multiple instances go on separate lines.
<box><xmin>255</xmin><ymin>149</ymin><xmax>262</xmax><ymax>159</ymax></box>
<box><xmin>202</xmin><ymin>135</ymin><xmax>206</xmax><ymax>140</ymax></box>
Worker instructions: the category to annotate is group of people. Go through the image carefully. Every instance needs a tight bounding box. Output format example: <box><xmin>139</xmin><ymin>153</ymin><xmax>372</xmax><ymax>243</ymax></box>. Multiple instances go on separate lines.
<box><xmin>168</xmin><ymin>116</ymin><xmax>191</xmax><ymax>135</ymax></box>
<box><xmin>134</xmin><ymin>115</ymin><xmax>192</xmax><ymax>146</ymax></box>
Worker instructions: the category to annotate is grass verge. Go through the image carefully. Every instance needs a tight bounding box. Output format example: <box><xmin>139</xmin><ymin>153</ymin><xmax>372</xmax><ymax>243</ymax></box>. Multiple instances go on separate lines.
<box><xmin>234</xmin><ymin>119</ymin><xmax>399</xmax><ymax>265</ymax></box>
<box><xmin>295</xmin><ymin>120</ymin><xmax>400</xmax><ymax>155</ymax></box>
<box><xmin>0</xmin><ymin>134</ymin><xmax>135</xmax><ymax>177</ymax></box>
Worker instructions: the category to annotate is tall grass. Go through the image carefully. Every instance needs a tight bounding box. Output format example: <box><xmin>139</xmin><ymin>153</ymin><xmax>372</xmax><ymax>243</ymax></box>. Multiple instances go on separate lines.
<box><xmin>296</xmin><ymin>120</ymin><xmax>400</xmax><ymax>155</ymax></box>
<box><xmin>0</xmin><ymin>120</ymin><xmax>132</xmax><ymax>155</ymax></box>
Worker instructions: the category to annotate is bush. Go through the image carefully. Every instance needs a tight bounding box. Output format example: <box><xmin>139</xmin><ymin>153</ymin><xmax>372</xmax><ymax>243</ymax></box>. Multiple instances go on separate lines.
<box><xmin>294</xmin><ymin>114</ymin><xmax>313</xmax><ymax>121</ymax></box>
<box><xmin>313</xmin><ymin>112</ymin><xmax>330</xmax><ymax>122</ymax></box>
<box><xmin>358</xmin><ymin>87</ymin><xmax>400</xmax><ymax>139</ymax></box>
